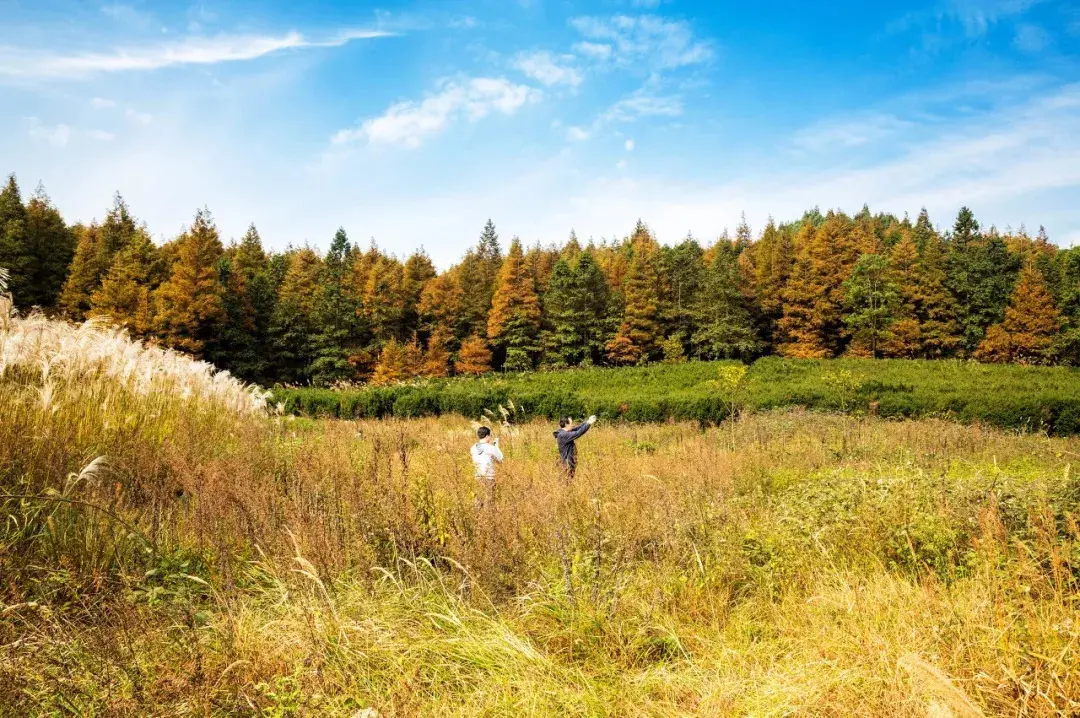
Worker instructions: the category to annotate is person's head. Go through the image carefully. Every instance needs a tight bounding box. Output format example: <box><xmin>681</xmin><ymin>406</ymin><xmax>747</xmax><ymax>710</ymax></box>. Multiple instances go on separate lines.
<box><xmin>559</xmin><ymin>416</ymin><xmax>574</xmax><ymax>429</ymax></box>
<box><xmin>477</xmin><ymin>426</ymin><xmax>492</xmax><ymax>442</ymax></box>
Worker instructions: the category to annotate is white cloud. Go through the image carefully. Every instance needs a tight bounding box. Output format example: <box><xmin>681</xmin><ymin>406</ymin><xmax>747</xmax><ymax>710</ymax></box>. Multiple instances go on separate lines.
<box><xmin>601</xmin><ymin>87</ymin><xmax>683</xmax><ymax>122</ymax></box>
<box><xmin>567</xmin><ymin>126</ymin><xmax>591</xmax><ymax>141</ymax></box>
<box><xmin>449</xmin><ymin>16</ymin><xmax>479</xmax><ymax>29</ymax></box>
<box><xmin>791</xmin><ymin>113</ymin><xmax>913</xmax><ymax>152</ymax></box>
<box><xmin>87</xmin><ymin>129</ymin><xmax>116</xmax><ymax>141</ymax></box>
<box><xmin>512</xmin><ymin>51</ymin><xmax>582</xmax><ymax>88</ymax></box>
<box><xmin>0</xmin><ymin>28</ymin><xmax>391</xmax><ymax>80</ymax></box>
<box><xmin>569</xmin><ymin>14</ymin><xmax>713</xmax><ymax>70</ymax></box>
<box><xmin>26</xmin><ymin>118</ymin><xmax>71</xmax><ymax>147</ymax></box>
<box><xmin>333</xmin><ymin>77</ymin><xmax>542</xmax><ymax>148</ymax></box>
<box><xmin>91</xmin><ymin>97</ymin><xmax>117</xmax><ymax>109</ymax></box>
<box><xmin>616</xmin><ymin>159</ymin><xmax>628</xmax><ymax>170</ymax></box>
<box><xmin>573</xmin><ymin>42</ymin><xmax>613</xmax><ymax>61</ymax></box>
<box><xmin>625</xmin><ymin>138</ymin><xmax>635</xmax><ymax>151</ymax></box>
<box><xmin>126</xmin><ymin>108</ymin><xmax>153</xmax><ymax>124</ymax></box>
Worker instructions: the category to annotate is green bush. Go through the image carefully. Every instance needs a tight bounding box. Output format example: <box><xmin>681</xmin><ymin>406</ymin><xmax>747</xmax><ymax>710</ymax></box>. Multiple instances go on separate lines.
<box><xmin>272</xmin><ymin>357</ymin><xmax>1080</xmax><ymax>434</ymax></box>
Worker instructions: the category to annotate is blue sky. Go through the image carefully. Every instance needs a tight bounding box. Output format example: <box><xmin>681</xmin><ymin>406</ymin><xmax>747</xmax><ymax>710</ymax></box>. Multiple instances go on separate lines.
<box><xmin>1</xmin><ymin>0</ymin><xmax>1078</xmax><ymax>266</ymax></box>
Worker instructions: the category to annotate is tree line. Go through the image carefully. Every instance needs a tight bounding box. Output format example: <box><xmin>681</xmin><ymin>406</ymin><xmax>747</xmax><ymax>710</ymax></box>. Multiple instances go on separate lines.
<box><xmin>2</xmin><ymin>172</ymin><xmax>1078</xmax><ymax>386</ymax></box>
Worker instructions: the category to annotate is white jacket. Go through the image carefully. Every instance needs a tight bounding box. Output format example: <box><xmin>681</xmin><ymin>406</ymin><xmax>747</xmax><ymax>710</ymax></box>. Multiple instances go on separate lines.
<box><xmin>470</xmin><ymin>441</ymin><xmax>503</xmax><ymax>479</ymax></box>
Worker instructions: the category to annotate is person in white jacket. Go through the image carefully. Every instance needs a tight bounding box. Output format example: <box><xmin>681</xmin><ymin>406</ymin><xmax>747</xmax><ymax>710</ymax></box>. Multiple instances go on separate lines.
<box><xmin>470</xmin><ymin>426</ymin><xmax>503</xmax><ymax>507</ymax></box>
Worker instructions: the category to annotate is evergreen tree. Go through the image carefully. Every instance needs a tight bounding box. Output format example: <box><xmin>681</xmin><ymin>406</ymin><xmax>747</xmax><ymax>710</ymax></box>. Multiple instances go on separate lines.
<box><xmin>947</xmin><ymin>208</ymin><xmax>1021</xmax><ymax>352</ymax></box>
<box><xmin>270</xmin><ymin>247</ymin><xmax>322</xmax><ymax>383</ymax></box>
<box><xmin>456</xmin><ymin>334</ymin><xmax>492</xmax><ymax>375</ymax></box>
<box><xmin>540</xmin><ymin>258</ymin><xmax>581</xmax><ymax>367</ymax></box>
<box><xmin>0</xmin><ymin>174</ymin><xmax>31</xmax><ymax>306</ymax></box>
<box><xmin>975</xmin><ymin>266</ymin><xmax>1061</xmax><ymax>364</ymax></box>
<box><xmin>153</xmin><ymin>209</ymin><xmax>225</xmax><ymax>355</ymax></box>
<box><xmin>458</xmin><ymin>219</ymin><xmax>503</xmax><ymax>335</ymax></box>
<box><xmin>23</xmin><ymin>185</ymin><xmax>74</xmax><ymax>309</ymax></box>
<box><xmin>915</xmin><ymin>231</ymin><xmax>962</xmax><ymax>358</ymax></box>
<box><xmin>487</xmin><ymin>238</ymin><xmax>542</xmax><ymax>371</ymax></box>
<box><xmin>211</xmin><ymin>224</ymin><xmax>275</xmax><ymax>382</ymax></box>
<box><xmin>311</xmin><ymin>228</ymin><xmax>363</xmax><ymax>386</ymax></box>
<box><xmin>879</xmin><ymin>232</ymin><xmax>921</xmax><ymax>358</ymax></box>
<box><xmin>88</xmin><ymin>231</ymin><xmax>159</xmax><ymax>335</ymax></box>
<box><xmin>843</xmin><ymin>254</ymin><xmax>899</xmax><ymax>357</ymax></box>
<box><xmin>692</xmin><ymin>244</ymin><xmax>762</xmax><ymax>359</ymax></box>
<box><xmin>401</xmin><ymin>248</ymin><xmax>436</xmax><ymax>332</ymax></box>
<box><xmin>660</xmin><ymin>236</ymin><xmax>705</xmax><ymax>344</ymax></box>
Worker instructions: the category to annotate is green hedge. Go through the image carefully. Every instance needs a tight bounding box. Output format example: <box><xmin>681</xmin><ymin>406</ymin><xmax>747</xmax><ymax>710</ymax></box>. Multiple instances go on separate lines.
<box><xmin>272</xmin><ymin>357</ymin><xmax>1080</xmax><ymax>434</ymax></box>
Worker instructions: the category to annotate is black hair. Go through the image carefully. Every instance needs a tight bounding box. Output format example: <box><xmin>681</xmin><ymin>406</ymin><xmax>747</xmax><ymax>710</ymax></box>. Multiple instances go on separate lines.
<box><xmin>559</xmin><ymin>416</ymin><xmax>571</xmax><ymax>428</ymax></box>
<box><xmin>477</xmin><ymin>426</ymin><xmax>491</xmax><ymax>440</ymax></box>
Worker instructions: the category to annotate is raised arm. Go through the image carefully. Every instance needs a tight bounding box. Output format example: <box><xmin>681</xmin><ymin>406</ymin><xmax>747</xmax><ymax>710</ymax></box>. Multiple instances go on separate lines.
<box><xmin>567</xmin><ymin>420</ymin><xmax>592</xmax><ymax>440</ymax></box>
<box><xmin>489</xmin><ymin>444</ymin><xmax>504</xmax><ymax>462</ymax></box>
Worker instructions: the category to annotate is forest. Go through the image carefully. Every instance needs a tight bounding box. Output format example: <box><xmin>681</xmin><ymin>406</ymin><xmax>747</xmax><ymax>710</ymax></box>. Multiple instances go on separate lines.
<box><xmin>1</xmin><ymin>171</ymin><xmax>1077</xmax><ymax>386</ymax></box>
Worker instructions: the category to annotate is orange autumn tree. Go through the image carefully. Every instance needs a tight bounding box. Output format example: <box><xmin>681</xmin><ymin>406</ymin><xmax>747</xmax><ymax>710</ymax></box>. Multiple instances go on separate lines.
<box><xmin>975</xmin><ymin>266</ymin><xmax>1060</xmax><ymax>364</ymax></box>
<box><xmin>487</xmin><ymin>238</ymin><xmax>542</xmax><ymax>372</ymax></box>
<box><xmin>153</xmin><ymin>209</ymin><xmax>225</xmax><ymax>355</ymax></box>
<box><xmin>606</xmin><ymin>223</ymin><xmax>662</xmax><ymax>364</ymax></box>
<box><xmin>371</xmin><ymin>338</ymin><xmax>407</xmax><ymax>385</ymax></box>
<box><xmin>421</xmin><ymin>327</ymin><xmax>452</xmax><ymax>377</ymax></box>
<box><xmin>455</xmin><ymin>334</ymin><xmax>492</xmax><ymax>375</ymax></box>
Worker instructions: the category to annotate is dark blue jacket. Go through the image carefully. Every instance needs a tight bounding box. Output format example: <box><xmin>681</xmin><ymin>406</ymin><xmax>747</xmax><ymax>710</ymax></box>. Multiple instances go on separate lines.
<box><xmin>553</xmin><ymin>421</ymin><xmax>591</xmax><ymax>472</ymax></box>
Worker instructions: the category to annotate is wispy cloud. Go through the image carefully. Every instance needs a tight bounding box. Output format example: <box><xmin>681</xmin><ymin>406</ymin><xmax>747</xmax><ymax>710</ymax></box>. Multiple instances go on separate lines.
<box><xmin>332</xmin><ymin>77</ymin><xmax>542</xmax><ymax>149</ymax></box>
<box><xmin>25</xmin><ymin>118</ymin><xmax>71</xmax><ymax>147</ymax></box>
<box><xmin>0</xmin><ymin>28</ymin><xmax>391</xmax><ymax>80</ymax></box>
<box><xmin>512</xmin><ymin>51</ymin><xmax>582</xmax><ymax>87</ymax></box>
<box><xmin>125</xmin><ymin>107</ymin><xmax>153</xmax><ymax>124</ymax></box>
<box><xmin>90</xmin><ymin>97</ymin><xmax>116</xmax><ymax>109</ymax></box>
<box><xmin>791</xmin><ymin>113</ymin><xmax>914</xmax><ymax>152</ymax></box>
<box><xmin>566</xmin><ymin>86</ymin><xmax>682</xmax><ymax>143</ymax></box>
<box><xmin>569</xmin><ymin>14</ymin><xmax>713</xmax><ymax>70</ymax></box>
<box><xmin>87</xmin><ymin>129</ymin><xmax>116</xmax><ymax>141</ymax></box>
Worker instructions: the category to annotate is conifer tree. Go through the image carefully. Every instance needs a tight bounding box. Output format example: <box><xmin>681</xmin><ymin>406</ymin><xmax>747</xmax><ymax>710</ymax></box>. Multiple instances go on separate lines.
<box><xmin>660</xmin><ymin>236</ymin><xmax>705</xmax><ymax>343</ymax></box>
<box><xmin>311</xmin><ymin>228</ymin><xmax>363</xmax><ymax>386</ymax></box>
<box><xmin>270</xmin><ymin>247</ymin><xmax>323</xmax><ymax>382</ymax></box>
<box><xmin>879</xmin><ymin>232</ymin><xmax>922</xmax><ymax>358</ymax></box>
<box><xmin>777</xmin><ymin>216</ymin><xmax>852</xmax><ymax>358</ymax></box>
<box><xmin>458</xmin><ymin>219</ymin><xmax>503</xmax><ymax>335</ymax></box>
<box><xmin>88</xmin><ymin>231</ymin><xmax>159</xmax><ymax>335</ymax></box>
<box><xmin>947</xmin><ymin>208</ymin><xmax>1021</xmax><ymax>352</ymax></box>
<box><xmin>403</xmin><ymin>334</ymin><xmax>424</xmax><ymax>378</ymax></box>
<box><xmin>692</xmin><ymin>244</ymin><xmax>762</xmax><ymax>359</ymax></box>
<box><xmin>211</xmin><ymin>224</ymin><xmax>275</xmax><ymax>381</ymax></box>
<box><xmin>153</xmin><ymin>209</ymin><xmax>225</xmax><ymax>355</ymax></box>
<box><xmin>487</xmin><ymin>238</ymin><xmax>542</xmax><ymax>371</ymax></box>
<box><xmin>540</xmin><ymin>258</ymin><xmax>580</xmax><ymax>367</ymax></box>
<box><xmin>0</xmin><ymin>174</ymin><xmax>31</xmax><ymax>306</ymax></box>
<box><xmin>975</xmin><ymin>266</ymin><xmax>1061</xmax><ymax>364</ymax></box>
<box><xmin>60</xmin><ymin>194</ymin><xmax>142</xmax><ymax>319</ymax></box>
<box><xmin>363</xmin><ymin>254</ymin><xmax>407</xmax><ymax>343</ymax></box>
<box><xmin>371</xmin><ymin>338</ymin><xmax>407</xmax><ymax>385</ymax></box>
<box><xmin>402</xmin><ymin>248</ymin><xmax>436</xmax><ymax>330</ymax></box>
<box><xmin>421</xmin><ymin>327</ymin><xmax>452</xmax><ymax>377</ymax></box>
<box><xmin>455</xmin><ymin>334</ymin><xmax>492</xmax><ymax>375</ymax></box>
<box><xmin>418</xmin><ymin>269</ymin><xmax>464</xmax><ymax>338</ymax></box>
<box><xmin>23</xmin><ymin>185</ymin><xmax>74</xmax><ymax>310</ymax></box>
<box><xmin>606</xmin><ymin>228</ymin><xmax>661</xmax><ymax>364</ymax></box>
<box><xmin>843</xmin><ymin>254</ymin><xmax>899</xmax><ymax>357</ymax></box>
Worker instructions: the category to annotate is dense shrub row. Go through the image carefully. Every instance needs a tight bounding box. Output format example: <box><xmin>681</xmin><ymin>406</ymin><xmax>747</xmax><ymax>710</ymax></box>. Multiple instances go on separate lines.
<box><xmin>273</xmin><ymin>357</ymin><xmax>1080</xmax><ymax>434</ymax></box>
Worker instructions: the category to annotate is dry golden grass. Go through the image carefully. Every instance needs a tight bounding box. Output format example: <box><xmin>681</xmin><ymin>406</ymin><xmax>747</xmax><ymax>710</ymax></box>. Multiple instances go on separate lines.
<box><xmin>3</xmin><ymin>309</ymin><xmax>1080</xmax><ymax>716</ymax></box>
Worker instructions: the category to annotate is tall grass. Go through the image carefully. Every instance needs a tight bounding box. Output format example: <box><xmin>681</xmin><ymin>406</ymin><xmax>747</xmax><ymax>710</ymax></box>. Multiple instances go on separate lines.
<box><xmin>2</xmin><ymin>308</ymin><xmax>1080</xmax><ymax>715</ymax></box>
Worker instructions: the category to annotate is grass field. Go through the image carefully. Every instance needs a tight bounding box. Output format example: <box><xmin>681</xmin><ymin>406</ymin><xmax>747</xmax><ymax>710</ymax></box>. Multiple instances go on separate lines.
<box><xmin>275</xmin><ymin>356</ymin><xmax>1080</xmax><ymax>435</ymax></box>
<box><xmin>4</xmin><ymin>309</ymin><xmax>1080</xmax><ymax>715</ymax></box>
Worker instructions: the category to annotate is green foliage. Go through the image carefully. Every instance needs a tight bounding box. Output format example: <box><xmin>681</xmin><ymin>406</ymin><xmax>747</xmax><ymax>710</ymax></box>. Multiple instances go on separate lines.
<box><xmin>278</xmin><ymin>356</ymin><xmax>1080</xmax><ymax>434</ymax></box>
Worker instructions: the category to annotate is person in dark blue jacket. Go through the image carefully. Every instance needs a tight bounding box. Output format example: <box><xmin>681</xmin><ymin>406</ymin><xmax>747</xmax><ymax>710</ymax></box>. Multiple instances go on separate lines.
<box><xmin>553</xmin><ymin>415</ymin><xmax>596</xmax><ymax>478</ymax></box>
